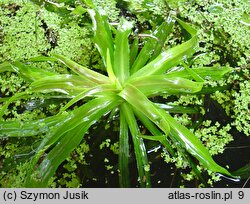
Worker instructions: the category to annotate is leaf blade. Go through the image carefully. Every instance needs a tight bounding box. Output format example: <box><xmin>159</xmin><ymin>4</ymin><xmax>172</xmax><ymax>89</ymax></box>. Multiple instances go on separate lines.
<box><xmin>113</xmin><ymin>18</ymin><xmax>133</xmax><ymax>83</ymax></box>
<box><xmin>10</xmin><ymin>61</ymin><xmax>56</xmax><ymax>82</ymax></box>
<box><xmin>88</xmin><ymin>9</ymin><xmax>114</xmax><ymax>68</ymax></box>
<box><xmin>30</xmin><ymin>74</ymin><xmax>97</xmax><ymax>95</ymax></box>
<box><xmin>119</xmin><ymin>106</ymin><xmax>130</xmax><ymax>187</ymax></box>
<box><xmin>130</xmin><ymin>19</ymin><xmax>198</xmax><ymax>78</ymax></box>
<box><xmin>121</xmin><ymin>103</ymin><xmax>151</xmax><ymax>187</ymax></box>
<box><xmin>130</xmin><ymin>75</ymin><xmax>203</xmax><ymax>96</ymax></box>
<box><xmin>165</xmin><ymin>66</ymin><xmax>233</xmax><ymax>80</ymax></box>
<box><xmin>131</xmin><ymin>20</ymin><xmax>174</xmax><ymax>74</ymax></box>
<box><xmin>0</xmin><ymin>114</ymin><xmax>67</xmax><ymax>137</ymax></box>
<box><xmin>164</xmin><ymin>111</ymin><xmax>232</xmax><ymax>176</ymax></box>
<box><xmin>52</xmin><ymin>54</ymin><xmax>110</xmax><ymax>84</ymax></box>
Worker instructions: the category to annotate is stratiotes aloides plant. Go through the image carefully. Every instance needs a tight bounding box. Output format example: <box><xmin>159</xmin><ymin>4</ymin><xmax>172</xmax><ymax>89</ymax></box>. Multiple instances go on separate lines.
<box><xmin>0</xmin><ymin>4</ymin><xmax>233</xmax><ymax>187</ymax></box>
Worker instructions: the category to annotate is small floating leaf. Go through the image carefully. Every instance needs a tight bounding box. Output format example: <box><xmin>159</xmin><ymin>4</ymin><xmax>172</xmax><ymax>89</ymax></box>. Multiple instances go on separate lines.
<box><xmin>208</xmin><ymin>4</ymin><xmax>224</xmax><ymax>14</ymax></box>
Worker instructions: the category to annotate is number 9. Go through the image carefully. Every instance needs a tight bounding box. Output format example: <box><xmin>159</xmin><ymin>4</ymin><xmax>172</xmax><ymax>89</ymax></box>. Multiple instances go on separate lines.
<box><xmin>238</xmin><ymin>191</ymin><xmax>244</xmax><ymax>199</ymax></box>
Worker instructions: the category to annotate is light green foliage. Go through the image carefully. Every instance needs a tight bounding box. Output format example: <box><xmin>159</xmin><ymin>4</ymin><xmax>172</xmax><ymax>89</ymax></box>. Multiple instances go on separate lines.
<box><xmin>208</xmin><ymin>171</ymin><xmax>222</xmax><ymax>186</ymax></box>
<box><xmin>0</xmin><ymin>1</ymin><xmax>50</xmax><ymax>61</ymax></box>
<box><xmin>38</xmin><ymin>8</ymin><xmax>96</xmax><ymax>68</ymax></box>
<box><xmin>174</xmin><ymin>0</ymin><xmax>250</xmax><ymax>64</ymax></box>
<box><xmin>0</xmin><ymin>0</ymin><xmax>100</xmax><ymax>73</ymax></box>
<box><xmin>127</xmin><ymin>0</ymin><xmax>168</xmax><ymax>17</ymax></box>
<box><xmin>0</xmin><ymin>3</ymin><xmax>233</xmax><ymax>187</ymax></box>
<box><xmin>74</xmin><ymin>141</ymin><xmax>90</xmax><ymax>165</ymax></box>
<box><xmin>92</xmin><ymin>0</ymin><xmax>119</xmax><ymax>21</ymax></box>
<box><xmin>231</xmin><ymin>81</ymin><xmax>250</xmax><ymax>135</ymax></box>
<box><xmin>173</xmin><ymin>114</ymin><xmax>192</xmax><ymax>126</ymax></box>
<box><xmin>0</xmin><ymin>140</ymin><xmax>32</xmax><ymax>187</ymax></box>
<box><xmin>57</xmin><ymin>158</ymin><xmax>81</xmax><ymax>188</ymax></box>
<box><xmin>50</xmin><ymin>140</ymin><xmax>89</xmax><ymax>187</ymax></box>
<box><xmin>58</xmin><ymin>172</ymin><xmax>81</xmax><ymax>188</ymax></box>
<box><xmin>162</xmin><ymin>103</ymin><xmax>233</xmax><ymax>186</ymax></box>
<box><xmin>0</xmin><ymin>162</ymin><xmax>30</xmax><ymax>188</ymax></box>
<box><xmin>194</xmin><ymin>120</ymin><xmax>233</xmax><ymax>155</ymax></box>
<box><xmin>123</xmin><ymin>0</ymin><xmax>170</xmax><ymax>34</ymax></box>
<box><xmin>167</xmin><ymin>94</ymin><xmax>205</xmax><ymax>115</ymax></box>
<box><xmin>100</xmin><ymin>139</ymin><xmax>119</xmax><ymax>154</ymax></box>
<box><xmin>0</xmin><ymin>142</ymin><xmax>19</xmax><ymax>159</ymax></box>
<box><xmin>168</xmin><ymin>95</ymin><xmax>203</xmax><ymax>106</ymax></box>
<box><xmin>182</xmin><ymin>172</ymin><xmax>194</xmax><ymax>181</ymax></box>
<box><xmin>110</xmin><ymin>142</ymin><xmax>119</xmax><ymax>154</ymax></box>
<box><xmin>162</xmin><ymin>116</ymin><xmax>233</xmax><ymax>186</ymax></box>
<box><xmin>166</xmin><ymin>0</ymin><xmax>250</xmax><ymax>141</ymax></box>
<box><xmin>0</xmin><ymin>73</ymin><xmax>26</xmax><ymax>96</ymax></box>
<box><xmin>59</xmin><ymin>141</ymin><xmax>90</xmax><ymax>187</ymax></box>
<box><xmin>178</xmin><ymin>169</ymin><xmax>221</xmax><ymax>187</ymax></box>
<box><xmin>10</xmin><ymin>108</ymin><xmax>45</xmax><ymax>122</ymax></box>
<box><xmin>144</xmin><ymin>164</ymin><xmax>150</xmax><ymax>172</ymax></box>
<box><xmin>211</xmin><ymin>91</ymin><xmax>232</xmax><ymax>115</ymax></box>
<box><xmin>210</xmin><ymin>71</ymin><xmax>250</xmax><ymax>136</ymax></box>
<box><xmin>51</xmin><ymin>25</ymin><xmax>93</xmax><ymax>67</ymax></box>
<box><xmin>182</xmin><ymin>169</ymin><xmax>222</xmax><ymax>187</ymax></box>
<box><xmin>99</xmin><ymin>139</ymin><xmax>111</xmax><ymax>149</ymax></box>
<box><xmin>161</xmin><ymin>149</ymin><xmax>189</xmax><ymax>169</ymax></box>
<box><xmin>104</xmin><ymin>158</ymin><xmax>114</xmax><ymax>171</ymax></box>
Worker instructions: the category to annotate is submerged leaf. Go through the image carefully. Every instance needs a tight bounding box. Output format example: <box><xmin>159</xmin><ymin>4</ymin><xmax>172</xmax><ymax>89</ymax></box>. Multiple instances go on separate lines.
<box><xmin>232</xmin><ymin>163</ymin><xmax>250</xmax><ymax>179</ymax></box>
